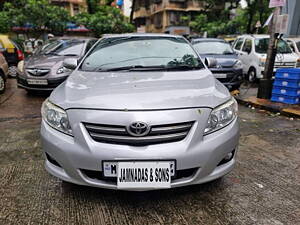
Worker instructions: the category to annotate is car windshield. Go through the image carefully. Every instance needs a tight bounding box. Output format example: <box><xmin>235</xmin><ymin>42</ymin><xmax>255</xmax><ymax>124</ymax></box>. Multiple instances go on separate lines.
<box><xmin>38</xmin><ymin>39</ymin><xmax>85</xmax><ymax>56</ymax></box>
<box><xmin>193</xmin><ymin>41</ymin><xmax>234</xmax><ymax>55</ymax></box>
<box><xmin>80</xmin><ymin>36</ymin><xmax>204</xmax><ymax>71</ymax></box>
<box><xmin>255</xmin><ymin>38</ymin><xmax>292</xmax><ymax>54</ymax></box>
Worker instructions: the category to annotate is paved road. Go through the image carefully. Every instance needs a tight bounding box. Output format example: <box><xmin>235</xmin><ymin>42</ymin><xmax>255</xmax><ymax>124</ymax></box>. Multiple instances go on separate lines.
<box><xmin>1</xmin><ymin>79</ymin><xmax>300</xmax><ymax>225</ymax></box>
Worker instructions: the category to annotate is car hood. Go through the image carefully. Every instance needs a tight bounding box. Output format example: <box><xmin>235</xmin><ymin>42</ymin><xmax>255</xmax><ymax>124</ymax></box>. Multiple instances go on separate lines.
<box><xmin>200</xmin><ymin>54</ymin><xmax>238</xmax><ymax>67</ymax></box>
<box><xmin>50</xmin><ymin>69</ymin><xmax>231</xmax><ymax>110</ymax></box>
<box><xmin>25</xmin><ymin>54</ymin><xmax>78</xmax><ymax>69</ymax></box>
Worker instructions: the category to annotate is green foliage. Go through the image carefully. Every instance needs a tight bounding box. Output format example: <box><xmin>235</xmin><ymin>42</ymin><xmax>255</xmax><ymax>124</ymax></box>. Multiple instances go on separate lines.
<box><xmin>74</xmin><ymin>6</ymin><xmax>135</xmax><ymax>37</ymax></box>
<box><xmin>3</xmin><ymin>0</ymin><xmax>70</xmax><ymax>36</ymax></box>
<box><xmin>188</xmin><ymin>0</ymin><xmax>272</xmax><ymax>37</ymax></box>
<box><xmin>0</xmin><ymin>11</ymin><xmax>10</xmax><ymax>33</ymax></box>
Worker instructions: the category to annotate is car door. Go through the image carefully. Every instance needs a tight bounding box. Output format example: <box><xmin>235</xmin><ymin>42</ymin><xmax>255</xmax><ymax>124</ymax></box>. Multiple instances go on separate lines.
<box><xmin>240</xmin><ymin>38</ymin><xmax>253</xmax><ymax>74</ymax></box>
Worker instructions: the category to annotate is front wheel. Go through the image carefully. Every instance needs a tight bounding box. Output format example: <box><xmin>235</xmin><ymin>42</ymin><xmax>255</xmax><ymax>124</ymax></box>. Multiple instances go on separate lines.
<box><xmin>247</xmin><ymin>68</ymin><xmax>257</xmax><ymax>83</ymax></box>
<box><xmin>0</xmin><ymin>75</ymin><xmax>6</xmax><ymax>94</ymax></box>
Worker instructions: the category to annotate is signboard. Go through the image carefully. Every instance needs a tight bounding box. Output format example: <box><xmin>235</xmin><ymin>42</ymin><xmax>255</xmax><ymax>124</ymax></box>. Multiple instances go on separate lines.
<box><xmin>269</xmin><ymin>0</ymin><xmax>285</xmax><ymax>8</ymax></box>
<box><xmin>275</xmin><ymin>14</ymin><xmax>289</xmax><ymax>33</ymax></box>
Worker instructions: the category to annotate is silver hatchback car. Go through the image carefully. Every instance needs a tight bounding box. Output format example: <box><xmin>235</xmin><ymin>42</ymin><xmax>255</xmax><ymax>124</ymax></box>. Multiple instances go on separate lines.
<box><xmin>41</xmin><ymin>34</ymin><xmax>239</xmax><ymax>191</ymax></box>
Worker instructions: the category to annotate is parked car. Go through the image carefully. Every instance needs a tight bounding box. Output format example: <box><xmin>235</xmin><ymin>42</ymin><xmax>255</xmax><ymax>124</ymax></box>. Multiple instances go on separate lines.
<box><xmin>0</xmin><ymin>35</ymin><xmax>24</xmax><ymax>77</ymax></box>
<box><xmin>17</xmin><ymin>37</ymin><xmax>97</xmax><ymax>93</ymax></box>
<box><xmin>41</xmin><ymin>34</ymin><xmax>239</xmax><ymax>191</ymax></box>
<box><xmin>192</xmin><ymin>38</ymin><xmax>243</xmax><ymax>91</ymax></box>
<box><xmin>285</xmin><ymin>37</ymin><xmax>300</xmax><ymax>57</ymax></box>
<box><xmin>233</xmin><ymin>34</ymin><xmax>300</xmax><ymax>82</ymax></box>
<box><xmin>0</xmin><ymin>49</ymin><xmax>9</xmax><ymax>94</ymax></box>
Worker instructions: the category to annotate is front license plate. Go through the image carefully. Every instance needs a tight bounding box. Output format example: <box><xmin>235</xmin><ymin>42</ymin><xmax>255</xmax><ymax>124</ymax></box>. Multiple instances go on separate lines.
<box><xmin>117</xmin><ymin>161</ymin><xmax>171</xmax><ymax>189</ymax></box>
<box><xmin>214</xmin><ymin>73</ymin><xmax>227</xmax><ymax>78</ymax></box>
<box><xmin>27</xmin><ymin>79</ymin><xmax>48</xmax><ymax>85</ymax></box>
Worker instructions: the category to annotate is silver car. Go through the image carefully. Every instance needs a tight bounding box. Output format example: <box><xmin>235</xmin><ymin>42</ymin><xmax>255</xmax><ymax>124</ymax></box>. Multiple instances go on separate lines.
<box><xmin>41</xmin><ymin>34</ymin><xmax>239</xmax><ymax>191</ymax></box>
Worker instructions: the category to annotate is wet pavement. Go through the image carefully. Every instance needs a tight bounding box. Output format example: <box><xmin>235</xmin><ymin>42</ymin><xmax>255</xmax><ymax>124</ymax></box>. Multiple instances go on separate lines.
<box><xmin>0</xmin><ymin>79</ymin><xmax>300</xmax><ymax>225</ymax></box>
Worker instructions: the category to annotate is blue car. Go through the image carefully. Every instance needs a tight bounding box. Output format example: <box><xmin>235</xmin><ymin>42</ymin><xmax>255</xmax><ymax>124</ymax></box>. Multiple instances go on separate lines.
<box><xmin>192</xmin><ymin>38</ymin><xmax>244</xmax><ymax>91</ymax></box>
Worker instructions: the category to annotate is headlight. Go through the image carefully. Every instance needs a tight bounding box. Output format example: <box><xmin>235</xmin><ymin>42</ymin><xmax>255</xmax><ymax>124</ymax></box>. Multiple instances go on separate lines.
<box><xmin>233</xmin><ymin>60</ymin><xmax>243</xmax><ymax>69</ymax></box>
<box><xmin>297</xmin><ymin>58</ymin><xmax>300</xmax><ymax>68</ymax></box>
<box><xmin>41</xmin><ymin>99</ymin><xmax>73</xmax><ymax>136</ymax></box>
<box><xmin>204</xmin><ymin>98</ymin><xmax>238</xmax><ymax>135</ymax></box>
<box><xmin>57</xmin><ymin>66</ymin><xmax>71</xmax><ymax>74</ymax></box>
<box><xmin>259</xmin><ymin>58</ymin><xmax>266</xmax><ymax>67</ymax></box>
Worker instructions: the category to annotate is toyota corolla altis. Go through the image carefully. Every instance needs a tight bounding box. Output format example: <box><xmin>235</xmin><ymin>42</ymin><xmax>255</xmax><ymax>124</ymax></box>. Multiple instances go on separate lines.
<box><xmin>41</xmin><ymin>34</ymin><xmax>239</xmax><ymax>191</ymax></box>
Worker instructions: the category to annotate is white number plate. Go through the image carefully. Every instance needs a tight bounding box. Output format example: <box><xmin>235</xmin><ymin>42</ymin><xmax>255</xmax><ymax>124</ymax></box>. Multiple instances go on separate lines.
<box><xmin>27</xmin><ymin>79</ymin><xmax>48</xmax><ymax>85</ymax></box>
<box><xmin>214</xmin><ymin>73</ymin><xmax>227</xmax><ymax>78</ymax></box>
<box><xmin>117</xmin><ymin>161</ymin><xmax>171</xmax><ymax>189</ymax></box>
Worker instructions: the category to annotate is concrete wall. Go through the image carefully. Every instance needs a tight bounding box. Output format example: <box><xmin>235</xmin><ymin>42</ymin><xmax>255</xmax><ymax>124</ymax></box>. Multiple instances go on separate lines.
<box><xmin>282</xmin><ymin>0</ymin><xmax>300</xmax><ymax>35</ymax></box>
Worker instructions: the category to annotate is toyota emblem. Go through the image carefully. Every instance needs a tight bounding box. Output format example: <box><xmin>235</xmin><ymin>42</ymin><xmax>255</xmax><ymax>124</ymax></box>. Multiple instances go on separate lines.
<box><xmin>127</xmin><ymin>122</ymin><xmax>150</xmax><ymax>137</ymax></box>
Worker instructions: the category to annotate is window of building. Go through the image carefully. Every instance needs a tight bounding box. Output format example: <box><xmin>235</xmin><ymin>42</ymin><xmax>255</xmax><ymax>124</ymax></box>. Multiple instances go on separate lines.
<box><xmin>73</xmin><ymin>4</ymin><xmax>80</xmax><ymax>15</ymax></box>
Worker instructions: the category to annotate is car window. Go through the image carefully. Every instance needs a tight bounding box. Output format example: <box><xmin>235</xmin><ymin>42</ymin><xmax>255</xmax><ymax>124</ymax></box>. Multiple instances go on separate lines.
<box><xmin>234</xmin><ymin>38</ymin><xmax>244</xmax><ymax>50</ymax></box>
<box><xmin>242</xmin><ymin>39</ymin><xmax>252</xmax><ymax>53</ymax></box>
<box><xmin>255</xmin><ymin>38</ymin><xmax>292</xmax><ymax>54</ymax></box>
<box><xmin>296</xmin><ymin>41</ymin><xmax>300</xmax><ymax>52</ymax></box>
<box><xmin>85</xmin><ymin>40</ymin><xmax>97</xmax><ymax>54</ymax></box>
<box><xmin>38</xmin><ymin>39</ymin><xmax>85</xmax><ymax>56</ymax></box>
<box><xmin>286</xmin><ymin>40</ymin><xmax>295</xmax><ymax>52</ymax></box>
<box><xmin>80</xmin><ymin>36</ymin><xmax>204</xmax><ymax>71</ymax></box>
<box><xmin>193</xmin><ymin>41</ymin><xmax>234</xmax><ymax>55</ymax></box>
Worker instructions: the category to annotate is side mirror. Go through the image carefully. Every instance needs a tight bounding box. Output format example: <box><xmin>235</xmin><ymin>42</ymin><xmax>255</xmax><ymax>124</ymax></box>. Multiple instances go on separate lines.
<box><xmin>63</xmin><ymin>58</ymin><xmax>78</xmax><ymax>70</ymax></box>
<box><xmin>205</xmin><ymin>57</ymin><xmax>217</xmax><ymax>68</ymax></box>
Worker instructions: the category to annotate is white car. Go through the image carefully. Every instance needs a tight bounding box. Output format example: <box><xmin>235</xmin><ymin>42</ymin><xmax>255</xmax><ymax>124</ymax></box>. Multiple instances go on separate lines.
<box><xmin>233</xmin><ymin>35</ymin><xmax>300</xmax><ymax>82</ymax></box>
<box><xmin>285</xmin><ymin>37</ymin><xmax>300</xmax><ymax>57</ymax></box>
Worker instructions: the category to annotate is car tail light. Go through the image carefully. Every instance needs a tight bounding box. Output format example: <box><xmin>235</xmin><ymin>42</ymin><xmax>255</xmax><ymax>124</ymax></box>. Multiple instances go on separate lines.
<box><xmin>17</xmin><ymin>49</ymin><xmax>24</xmax><ymax>61</ymax></box>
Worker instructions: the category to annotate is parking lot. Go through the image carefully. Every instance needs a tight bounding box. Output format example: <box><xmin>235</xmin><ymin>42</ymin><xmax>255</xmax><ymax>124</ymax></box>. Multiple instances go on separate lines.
<box><xmin>0</xmin><ymin>79</ymin><xmax>299</xmax><ymax>225</ymax></box>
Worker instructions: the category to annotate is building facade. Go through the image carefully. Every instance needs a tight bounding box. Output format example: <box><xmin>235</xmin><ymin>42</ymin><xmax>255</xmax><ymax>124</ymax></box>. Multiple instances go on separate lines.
<box><xmin>50</xmin><ymin>0</ymin><xmax>87</xmax><ymax>16</ymax></box>
<box><xmin>132</xmin><ymin>0</ymin><xmax>225</xmax><ymax>34</ymax></box>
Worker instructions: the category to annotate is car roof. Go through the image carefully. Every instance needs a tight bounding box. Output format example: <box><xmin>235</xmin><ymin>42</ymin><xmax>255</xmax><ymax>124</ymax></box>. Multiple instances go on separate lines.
<box><xmin>236</xmin><ymin>34</ymin><xmax>270</xmax><ymax>39</ymax></box>
<box><xmin>52</xmin><ymin>36</ymin><xmax>96</xmax><ymax>41</ymax></box>
<box><xmin>101</xmin><ymin>33</ymin><xmax>184</xmax><ymax>39</ymax></box>
<box><xmin>285</xmin><ymin>37</ymin><xmax>300</xmax><ymax>41</ymax></box>
<box><xmin>191</xmin><ymin>38</ymin><xmax>226</xmax><ymax>44</ymax></box>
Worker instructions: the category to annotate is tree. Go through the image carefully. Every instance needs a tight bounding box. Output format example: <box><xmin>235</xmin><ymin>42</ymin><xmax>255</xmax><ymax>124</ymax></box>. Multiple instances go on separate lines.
<box><xmin>4</xmin><ymin>0</ymin><xmax>70</xmax><ymax>37</ymax></box>
<box><xmin>0</xmin><ymin>11</ymin><xmax>10</xmax><ymax>33</ymax></box>
<box><xmin>74</xmin><ymin>6</ymin><xmax>135</xmax><ymax>37</ymax></box>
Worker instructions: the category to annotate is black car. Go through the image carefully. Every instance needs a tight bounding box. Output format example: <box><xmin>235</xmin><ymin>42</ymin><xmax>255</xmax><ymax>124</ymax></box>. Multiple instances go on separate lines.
<box><xmin>191</xmin><ymin>38</ymin><xmax>244</xmax><ymax>91</ymax></box>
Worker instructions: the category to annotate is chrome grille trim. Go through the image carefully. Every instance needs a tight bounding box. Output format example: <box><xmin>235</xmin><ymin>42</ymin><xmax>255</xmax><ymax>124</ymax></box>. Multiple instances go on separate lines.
<box><xmin>84</xmin><ymin>121</ymin><xmax>194</xmax><ymax>146</ymax></box>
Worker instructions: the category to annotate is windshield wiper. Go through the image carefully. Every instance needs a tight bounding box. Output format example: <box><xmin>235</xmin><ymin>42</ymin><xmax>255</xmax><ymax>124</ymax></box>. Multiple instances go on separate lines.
<box><xmin>98</xmin><ymin>65</ymin><xmax>166</xmax><ymax>72</ymax></box>
<box><xmin>60</xmin><ymin>54</ymin><xmax>78</xmax><ymax>57</ymax></box>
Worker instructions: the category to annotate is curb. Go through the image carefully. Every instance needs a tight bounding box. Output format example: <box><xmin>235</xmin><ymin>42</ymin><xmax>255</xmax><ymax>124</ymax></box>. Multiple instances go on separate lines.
<box><xmin>235</xmin><ymin>97</ymin><xmax>300</xmax><ymax>118</ymax></box>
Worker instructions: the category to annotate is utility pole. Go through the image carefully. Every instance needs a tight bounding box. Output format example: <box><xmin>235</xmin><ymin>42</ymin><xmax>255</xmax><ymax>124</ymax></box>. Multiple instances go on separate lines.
<box><xmin>257</xmin><ymin>7</ymin><xmax>280</xmax><ymax>99</ymax></box>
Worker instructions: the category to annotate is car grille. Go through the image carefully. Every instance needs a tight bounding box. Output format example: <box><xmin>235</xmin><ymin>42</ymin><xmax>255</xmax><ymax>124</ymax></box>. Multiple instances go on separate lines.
<box><xmin>274</xmin><ymin>62</ymin><xmax>296</xmax><ymax>68</ymax></box>
<box><xmin>84</xmin><ymin>121</ymin><xmax>194</xmax><ymax>146</ymax></box>
<box><xmin>26</xmin><ymin>68</ymin><xmax>50</xmax><ymax>76</ymax></box>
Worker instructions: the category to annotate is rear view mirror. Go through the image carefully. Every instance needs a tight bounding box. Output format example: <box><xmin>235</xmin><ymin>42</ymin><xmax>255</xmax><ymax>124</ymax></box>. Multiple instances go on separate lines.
<box><xmin>205</xmin><ymin>57</ymin><xmax>217</xmax><ymax>68</ymax></box>
<box><xmin>63</xmin><ymin>58</ymin><xmax>78</xmax><ymax>70</ymax></box>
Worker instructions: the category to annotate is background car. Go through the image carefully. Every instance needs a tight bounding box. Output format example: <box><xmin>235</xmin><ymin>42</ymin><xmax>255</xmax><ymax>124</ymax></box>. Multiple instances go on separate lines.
<box><xmin>233</xmin><ymin>34</ymin><xmax>300</xmax><ymax>82</ymax></box>
<box><xmin>0</xmin><ymin>34</ymin><xmax>24</xmax><ymax>77</ymax></box>
<box><xmin>285</xmin><ymin>37</ymin><xmax>300</xmax><ymax>57</ymax></box>
<box><xmin>0</xmin><ymin>48</ymin><xmax>9</xmax><ymax>94</ymax></box>
<box><xmin>192</xmin><ymin>38</ymin><xmax>243</xmax><ymax>91</ymax></box>
<box><xmin>17</xmin><ymin>37</ymin><xmax>97</xmax><ymax>93</ymax></box>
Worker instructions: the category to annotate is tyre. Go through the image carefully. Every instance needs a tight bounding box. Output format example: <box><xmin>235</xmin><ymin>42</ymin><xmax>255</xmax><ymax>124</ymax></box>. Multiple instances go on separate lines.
<box><xmin>247</xmin><ymin>68</ymin><xmax>257</xmax><ymax>83</ymax></box>
<box><xmin>0</xmin><ymin>74</ymin><xmax>5</xmax><ymax>94</ymax></box>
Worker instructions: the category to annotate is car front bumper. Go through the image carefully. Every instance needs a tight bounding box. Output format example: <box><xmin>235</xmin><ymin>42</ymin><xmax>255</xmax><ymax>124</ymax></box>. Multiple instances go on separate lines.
<box><xmin>210</xmin><ymin>68</ymin><xmax>243</xmax><ymax>90</ymax></box>
<box><xmin>41</xmin><ymin>108</ymin><xmax>240</xmax><ymax>191</ymax></box>
<box><xmin>17</xmin><ymin>74</ymin><xmax>68</xmax><ymax>91</ymax></box>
